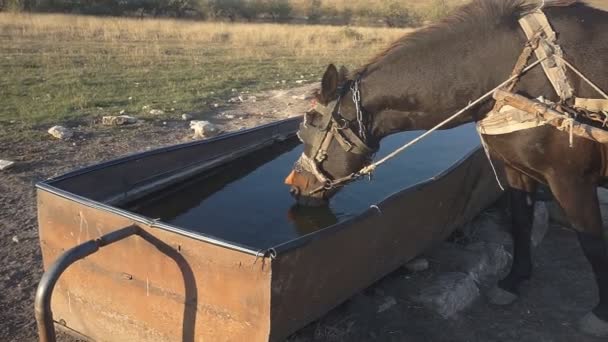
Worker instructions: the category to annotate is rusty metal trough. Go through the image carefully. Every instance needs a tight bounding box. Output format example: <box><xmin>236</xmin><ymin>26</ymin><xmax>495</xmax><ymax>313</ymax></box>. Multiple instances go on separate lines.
<box><xmin>35</xmin><ymin>117</ymin><xmax>503</xmax><ymax>341</ymax></box>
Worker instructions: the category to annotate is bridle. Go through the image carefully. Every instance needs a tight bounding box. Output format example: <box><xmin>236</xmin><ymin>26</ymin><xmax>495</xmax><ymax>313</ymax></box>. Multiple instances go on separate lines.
<box><xmin>294</xmin><ymin>76</ymin><xmax>378</xmax><ymax>195</ymax></box>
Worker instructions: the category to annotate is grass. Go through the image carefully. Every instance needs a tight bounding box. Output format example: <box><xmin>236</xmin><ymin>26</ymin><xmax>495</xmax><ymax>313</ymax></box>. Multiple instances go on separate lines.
<box><xmin>0</xmin><ymin>13</ymin><xmax>409</xmax><ymax>125</ymax></box>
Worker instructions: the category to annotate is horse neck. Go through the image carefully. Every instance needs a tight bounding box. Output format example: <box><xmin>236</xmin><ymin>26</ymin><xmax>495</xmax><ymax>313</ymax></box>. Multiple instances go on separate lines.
<box><xmin>362</xmin><ymin>23</ymin><xmax>527</xmax><ymax>141</ymax></box>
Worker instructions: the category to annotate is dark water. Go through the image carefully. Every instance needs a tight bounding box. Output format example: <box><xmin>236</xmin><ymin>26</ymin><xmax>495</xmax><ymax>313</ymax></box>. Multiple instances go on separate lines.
<box><xmin>126</xmin><ymin>124</ymin><xmax>481</xmax><ymax>250</ymax></box>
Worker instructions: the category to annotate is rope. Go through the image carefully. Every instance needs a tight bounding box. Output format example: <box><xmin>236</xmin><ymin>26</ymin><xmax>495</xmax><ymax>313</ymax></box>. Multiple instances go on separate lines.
<box><xmin>358</xmin><ymin>56</ymin><xmax>548</xmax><ymax>176</ymax></box>
<box><xmin>555</xmin><ymin>55</ymin><xmax>608</xmax><ymax>99</ymax></box>
<box><xmin>477</xmin><ymin>130</ymin><xmax>506</xmax><ymax>190</ymax></box>
<box><xmin>557</xmin><ymin>116</ymin><xmax>575</xmax><ymax>147</ymax></box>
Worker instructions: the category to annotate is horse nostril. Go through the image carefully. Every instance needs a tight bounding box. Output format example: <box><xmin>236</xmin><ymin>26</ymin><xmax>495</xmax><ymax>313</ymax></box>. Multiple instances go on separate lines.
<box><xmin>290</xmin><ymin>186</ymin><xmax>301</xmax><ymax>198</ymax></box>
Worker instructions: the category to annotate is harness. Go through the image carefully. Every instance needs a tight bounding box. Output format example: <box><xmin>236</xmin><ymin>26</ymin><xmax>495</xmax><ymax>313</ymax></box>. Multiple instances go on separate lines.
<box><xmin>294</xmin><ymin>78</ymin><xmax>377</xmax><ymax>194</ymax></box>
<box><xmin>478</xmin><ymin>7</ymin><xmax>608</xmax><ymax>140</ymax></box>
<box><xmin>296</xmin><ymin>3</ymin><xmax>608</xmax><ymax>196</ymax></box>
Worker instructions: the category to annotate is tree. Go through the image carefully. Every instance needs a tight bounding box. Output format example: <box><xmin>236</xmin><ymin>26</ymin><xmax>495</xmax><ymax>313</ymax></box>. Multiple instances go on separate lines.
<box><xmin>265</xmin><ymin>0</ymin><xmax>290</xmax><ymax>22</ymax></box>
<box><xmin>306</xmin><ymin>0</ymin><xmax>322</xmax><ymax>24</ymax></box>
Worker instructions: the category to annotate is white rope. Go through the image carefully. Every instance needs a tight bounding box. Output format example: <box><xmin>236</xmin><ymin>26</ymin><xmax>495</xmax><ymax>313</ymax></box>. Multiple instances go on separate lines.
<box><xmin>555</xmin><ymin>55</ymin><xmax>608</xmax><ymax>99</ymax></box>
<box><xmin>557</xmin><ymin>116</ymin><xmax>575</xmax><ymax>148</ymax></box>
<box><xmin>477</xmin><ymin>130</ymin><xmax>506</xmax><ymax>190</ymax></box>
<box><xmin>358</xmin><ymin>56</ymin><xmax>548</xmax><ymax>175</ymax></box>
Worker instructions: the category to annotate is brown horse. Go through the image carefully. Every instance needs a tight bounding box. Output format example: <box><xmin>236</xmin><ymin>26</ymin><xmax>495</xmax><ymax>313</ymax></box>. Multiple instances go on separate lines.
<box><xmin>284</xmin><ymin>0</ymin><xmax>608</xmax><ymax>337</ymax></box>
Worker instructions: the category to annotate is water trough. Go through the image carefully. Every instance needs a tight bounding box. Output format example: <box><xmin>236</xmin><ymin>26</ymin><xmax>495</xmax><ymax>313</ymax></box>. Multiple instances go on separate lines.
<box><xmin>35</xmin><ymin>117</ymin><xmax>503</xmax><ymax>341</ymax></box>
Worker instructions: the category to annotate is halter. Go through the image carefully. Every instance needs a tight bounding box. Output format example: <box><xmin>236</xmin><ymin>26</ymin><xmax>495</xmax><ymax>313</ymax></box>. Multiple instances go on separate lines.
<box><xmin>294</xmin><ymin>77</ymin><xmax>377</xmax><ymax>195</ymax></box>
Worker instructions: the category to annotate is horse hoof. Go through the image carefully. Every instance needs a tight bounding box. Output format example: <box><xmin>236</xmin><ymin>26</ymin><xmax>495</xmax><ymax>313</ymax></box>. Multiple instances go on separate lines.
<box><xmin>578</xmin><ymin>312</ymin><xmax>608</xmax><ymax>337</ymax></box>
<box><xmin>487</xmin><ymin>286</ymin><xmax>518</xmax><ymax>306</ymax></box>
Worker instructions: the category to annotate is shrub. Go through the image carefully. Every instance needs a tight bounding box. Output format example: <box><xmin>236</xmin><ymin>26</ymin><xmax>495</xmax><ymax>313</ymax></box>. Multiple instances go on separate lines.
<box><xmin>306</xmin><ymin>0</ymin><xmax>321</xmax><ymax>24</ymax></box>
<box><xmin>265</xmin><ymin>0</ymin><xmax>290</xmax><ymax>22</ymax></box>
<box><xmin>376</xmin><ymin>1</ymin><xmax>419</xmax><ymax>28</ymax></box>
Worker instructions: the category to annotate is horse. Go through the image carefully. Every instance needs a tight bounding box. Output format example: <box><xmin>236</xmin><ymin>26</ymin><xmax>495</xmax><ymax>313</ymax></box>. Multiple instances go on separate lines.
<box><xmin>283</xmin><ymin>0</ymin><xmax>608</xmax><ymax>337</ymax></box>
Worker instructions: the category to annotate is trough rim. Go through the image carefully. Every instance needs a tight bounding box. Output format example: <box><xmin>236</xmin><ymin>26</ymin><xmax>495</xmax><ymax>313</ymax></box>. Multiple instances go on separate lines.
<box><xmin>36</xmin><ymin>117</ymin><xmax>484</xmax><ymax>257</ymax></box>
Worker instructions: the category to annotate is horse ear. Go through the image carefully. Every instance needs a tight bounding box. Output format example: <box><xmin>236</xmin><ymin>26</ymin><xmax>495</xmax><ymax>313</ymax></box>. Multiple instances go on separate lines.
<box><xmin>320</xmin><ymin>64</ymin><xmax>339</xmax><ymax>106</ymax></box>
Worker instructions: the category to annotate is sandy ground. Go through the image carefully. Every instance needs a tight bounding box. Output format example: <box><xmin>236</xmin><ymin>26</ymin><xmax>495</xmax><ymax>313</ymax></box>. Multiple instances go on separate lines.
<box><xmin>1</xmin><ymin>83</ymin><xmax>608</xmax><ymax>341</ymax></box>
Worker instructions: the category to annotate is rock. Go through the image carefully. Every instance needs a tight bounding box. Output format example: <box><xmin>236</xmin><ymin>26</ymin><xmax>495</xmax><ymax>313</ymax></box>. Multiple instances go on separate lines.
<box><xmin>48</xmin><ymin>125</ymin><xmax>73</xmax><ymax>140</ymax></box>
<box><xmin>415</xmin><ymin>272</ymin><xmax>480</xmax><ymax>318</ymax></box>
<box><xmin>213</xmin><ymin>103</ymin><xmax>220</xmax><ymax>108</ymax></box>
<box><xmin>102</xmin><ymin>115</ymin><xmax>137</xmax><ymax>126</ymax></box>
<box><xmin>405</xmin><ymin>258</ymin><xmax>430</xmax><ymax>273</ymax></box>
<box><xmin>12</xmin><ymin>236</ymin><xmax>19</xmax><ymax>243</ymax></box>
<box><xmin>182</xmin><ymin>114</ymin><xmax>193</xmax><ymax>121</ymax></box>
<box><xmin>295</xmin><ymin>80</ymin><xmax>305</xmax><ymax>84</ymax></box>
<box><xmin>142</xmin><ymin>105</ymin><xmax>150</xmax><ymax>111</ymax></box>
<box><xmin>119</xmin><ymin>109</ymin><xmax>126</xmax><ymax>115</ymax></box>
<box><xmin>0</xmin><ymin>160</ymin><xmax>15</xmax><ymax>171</ymax></box>
<box><xmin>487</xmin><ymin>285</ymin><xmax>519</xmax><ymax>306</ymax></box>
<box><xmin>224</xmin><ymin>114</ymin><xmax>236</xmax><ymax>120</ymax></box>
<box><xmin>248</xmin><ymin>96</ymin><xmax>257</xmax><ymax>103</ymax></box>
<box><xmin>531</xmin><ymin>202</ymin><xmax>549</xmax><ymax>247</ymax></box>
<box><xmin>190</xmin><ymin>121</ymin><xmax>222</xmax><ymax>139</ymax></box>
<box><xmin>427</xmin><ymin>241</ymin><xmax>511</xmax><ymax>283</ymax></box>
<box><xmin>291</xmin><ymin>95</ymin><xmax>307</xmax><ymax>101</ymax></box>
<box><xmin>149</xmin><ymin>109</ymin><xmax>164</xmax><ymax>115</ymax></box>
<box><xmin>377</xmin><ymin>296</ymin><xmax>397</xmax><ymax>313</ymax></box>
<box><xmin>464</xmin><ymin>242</ymin><xmax>511</xmax><ymax>282</ymax></box>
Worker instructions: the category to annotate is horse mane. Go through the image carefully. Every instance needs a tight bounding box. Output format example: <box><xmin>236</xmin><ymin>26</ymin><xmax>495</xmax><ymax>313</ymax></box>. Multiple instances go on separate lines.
<box><xmin>354</xmin><ymin>0</ymin><xmax>581</xmax><ymax>77</ymax></box>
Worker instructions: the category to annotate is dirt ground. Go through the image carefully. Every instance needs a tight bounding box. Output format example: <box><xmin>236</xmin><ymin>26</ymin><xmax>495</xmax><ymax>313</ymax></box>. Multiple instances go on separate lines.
<box><xmin>0</xmin><ymin>83</ymin><xmax>606</xmax><ymax>342</ymax></box>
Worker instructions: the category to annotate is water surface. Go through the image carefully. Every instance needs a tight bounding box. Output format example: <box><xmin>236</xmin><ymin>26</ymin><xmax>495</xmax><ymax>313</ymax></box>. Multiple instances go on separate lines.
<box><xmin>127</xmin><ymin>124</ymin><xmax>480</xmax><ymax>250</ymax></box>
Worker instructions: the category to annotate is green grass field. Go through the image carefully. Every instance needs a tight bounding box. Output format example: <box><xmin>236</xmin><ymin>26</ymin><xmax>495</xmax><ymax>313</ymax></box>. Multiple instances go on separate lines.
<box><xmin>0</xmin><ymin>14</ymin><xmax>408</xmax><ymax>125</ymax></box>
<box><xmin>1</xmin><ymin>1</ymin><xmax>605</xmax><ymax>126</ymax></box>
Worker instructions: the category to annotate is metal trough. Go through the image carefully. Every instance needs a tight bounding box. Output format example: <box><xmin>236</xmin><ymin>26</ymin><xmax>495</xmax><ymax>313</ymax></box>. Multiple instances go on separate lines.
<box><xmin>35</xmin><ymin>117</ymin><xmax>503</xmax><ymax>341</ymax></box>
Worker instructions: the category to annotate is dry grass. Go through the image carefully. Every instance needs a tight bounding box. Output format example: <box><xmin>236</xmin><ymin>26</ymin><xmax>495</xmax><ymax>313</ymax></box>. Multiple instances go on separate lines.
<box><xmin>289</xmin><ymin>0</ymin><xmax>469</xmax><ymax>16</ymax></box>
<box><xmin>0</xmin><ymin>13</ymin><xmax>408</xmax><ymax>124</ymax></box>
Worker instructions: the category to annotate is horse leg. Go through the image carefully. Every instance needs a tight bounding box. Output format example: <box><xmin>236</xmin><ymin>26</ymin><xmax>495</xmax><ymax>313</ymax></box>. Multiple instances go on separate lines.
<box><xmin>547</xmin><ymin>177</ymin><xmax>608</xmax><ymax>337</ymax></box>
<box><xmin>488</xmin><ymin>167</ymin><xmax>537</xmax><ymax>305</ymax></box>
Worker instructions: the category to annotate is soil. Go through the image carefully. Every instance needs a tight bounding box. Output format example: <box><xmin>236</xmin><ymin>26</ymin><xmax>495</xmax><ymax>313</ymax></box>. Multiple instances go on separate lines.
<box><xmin>0</xmin><ymin>83</ymin><xmax>606</xmax><ymax>341</ymax></box>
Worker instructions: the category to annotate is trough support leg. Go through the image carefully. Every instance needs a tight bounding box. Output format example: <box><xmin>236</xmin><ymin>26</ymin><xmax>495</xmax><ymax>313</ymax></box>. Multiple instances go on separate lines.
<box><xmin>35</xmin><ymin>226</ymin><xmax>140</xmax><ymax>342</ymax></box>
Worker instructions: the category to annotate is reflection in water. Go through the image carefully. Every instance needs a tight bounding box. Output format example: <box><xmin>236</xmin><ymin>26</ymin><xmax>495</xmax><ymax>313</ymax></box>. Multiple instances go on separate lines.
<box><xmin>287</xmin><ymin>205</ymin><xmax>338</xmax><ymax>237</ymax></box>
<box><xmin>127</xmin><ymin>138</ymin><xmax>301</xmax><ymax>221</ymax></box>
<box><xmin>125</xmin><ymin>124</ymin><xmax>480</xmax><ymax>250</ymax></box>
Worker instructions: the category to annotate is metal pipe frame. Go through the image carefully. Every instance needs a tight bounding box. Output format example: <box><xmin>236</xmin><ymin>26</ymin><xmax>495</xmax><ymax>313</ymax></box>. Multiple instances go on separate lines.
<box><xmin>35</xmin><ymin>225</ymin><xmax>141</xmax><ymax>342</ymax></box>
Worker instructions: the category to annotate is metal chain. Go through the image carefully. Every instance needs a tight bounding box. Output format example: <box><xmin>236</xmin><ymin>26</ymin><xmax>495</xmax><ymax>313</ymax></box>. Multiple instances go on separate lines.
<box><xmin>351</xmin><ymin>78</ymin><xmax>367</xmax><ymax>142</ymax></box>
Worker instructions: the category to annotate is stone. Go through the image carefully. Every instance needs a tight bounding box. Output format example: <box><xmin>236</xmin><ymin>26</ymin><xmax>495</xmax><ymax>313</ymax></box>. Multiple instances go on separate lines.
<box><xmin>531</xmin><ymin>202</ymin><xmax>549</xmax><ymax>247</ymax></box>
<box><xmin>102</xmin><ymin>115</ymin><xmax>137</xmax><ymax>126</ymax></box>
<box><xmin>224</xmin><ymin>114</ymin><xmax>236</xmax><ymax>120</ymax></box>
<box><xmin>149</xmin><ymin>109</ymin><xmax>165</xmax><ymax>115</ymax></box>
<box><xmin>415</xmin><ymin>272</ymin><xmax>480</xmax><ymax>318</ymax></box>
<box><xmin>465</xmin><ymin>242</ymin><xmax>511</xmax><ymax>282</ymax></box>
<box><xmin>48</xmin><ymin>125</ymin><xmax>73</xmax><ymax>140</ymax></box>
<box><xmin>377</xmin><ymin>296</ymin><xmax>397</xmax><ymax>313</ymax></box>
<box><xmin>578</xmin><ymin>312</ymin><xmax>608</xmax><ymax>338</ymax></box>
<box><xmin>487</xmin><ymin>285</ymin><xmax>518</xmax><ymax>306</ymax></box>
<box><xmin>12</xmin><ymin>236</ymin><xmax>19</xmax><ymax>243</ymax></box>
<box><xmin>190</xmin><ymin>121</ymin><xmax>222</xmax><ymax>139</ymax></box>
<box><xmin>427</xmin><ymin>241</ymin><xmax>511</xmax><ymax>284</ymax></box>
<box><xmin>0</xmin><ymin>160</ymin><xmax>15</xmax><ymax>171</ymax></box>
<box><xmin>182</xmin><ymin>113</ymin><xmax>193</xmax><ymax>121</ymax></box>
<box><xmin>405</xmin><ymin>258</ymin><xmax>430</xmax><ymax>273</ymax></box>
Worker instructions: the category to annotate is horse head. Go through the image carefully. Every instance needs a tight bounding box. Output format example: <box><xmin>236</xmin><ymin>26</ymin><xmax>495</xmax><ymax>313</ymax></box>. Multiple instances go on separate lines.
<box><xmin>285</xmin><ymin>64</ymin><xmax>377</xmax><ymax>206</ymax></box>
